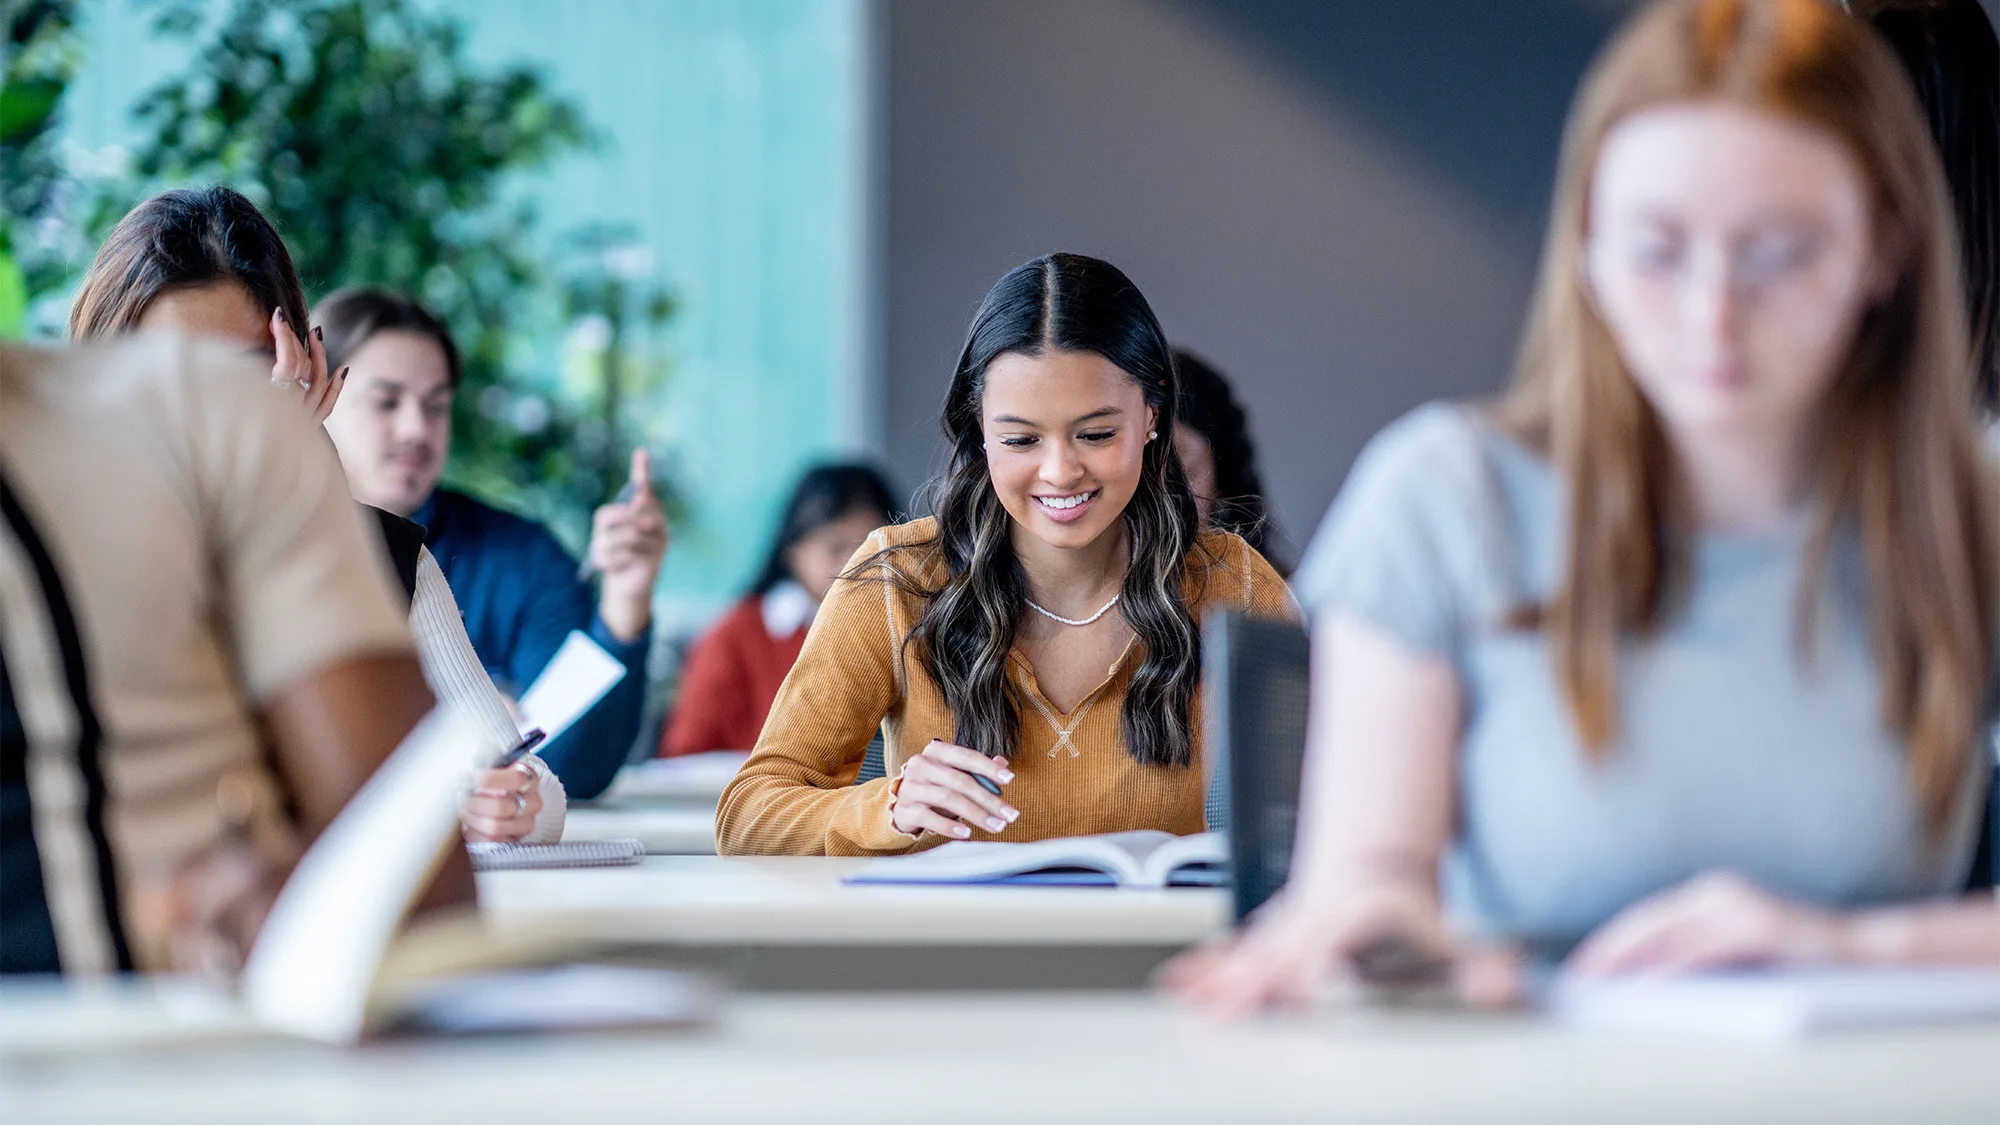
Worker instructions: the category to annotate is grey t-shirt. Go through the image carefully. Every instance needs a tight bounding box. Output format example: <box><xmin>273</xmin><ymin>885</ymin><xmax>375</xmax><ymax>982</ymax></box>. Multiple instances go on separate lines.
<box><xmin>1295</xmin><ymin>403</ymin><xmax>1989</xmax><ymax>945</ymax></box>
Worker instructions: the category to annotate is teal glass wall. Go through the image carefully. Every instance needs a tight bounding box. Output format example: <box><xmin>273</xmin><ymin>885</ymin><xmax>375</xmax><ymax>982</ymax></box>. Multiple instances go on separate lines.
<box><xmin>57</xmin><ymin>0</ymin><xmax>874</xmax><ymax>631</ymax></box>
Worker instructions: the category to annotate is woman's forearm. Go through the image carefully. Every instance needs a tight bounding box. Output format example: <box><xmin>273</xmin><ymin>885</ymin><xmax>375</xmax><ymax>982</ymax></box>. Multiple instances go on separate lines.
<box><xmin>1838</xmin><ymin>895</ymin><xmax>2000</xmax><ymax>964</ymax></box>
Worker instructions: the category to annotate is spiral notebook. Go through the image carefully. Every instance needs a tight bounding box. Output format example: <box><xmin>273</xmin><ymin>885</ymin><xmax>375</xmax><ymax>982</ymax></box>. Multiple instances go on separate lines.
<box><xmin>467</xmin><ymin>838</ymin><xmax>645</xmax><ymax>871</ymax></box>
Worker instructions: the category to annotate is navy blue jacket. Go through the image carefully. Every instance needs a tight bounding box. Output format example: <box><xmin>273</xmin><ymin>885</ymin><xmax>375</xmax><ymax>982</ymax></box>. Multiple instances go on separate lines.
<box><xmin>413</xmin><ymin>488</ymin><xmax>649</xmax><ymax>799</ymax></box>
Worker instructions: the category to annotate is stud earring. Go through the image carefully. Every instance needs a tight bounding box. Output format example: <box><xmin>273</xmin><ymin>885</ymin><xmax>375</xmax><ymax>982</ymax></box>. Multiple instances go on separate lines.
<box><xmin>1147</xmin><ymin>430</ymin><xmax>1158</xmax><ymax>441</ymax></box>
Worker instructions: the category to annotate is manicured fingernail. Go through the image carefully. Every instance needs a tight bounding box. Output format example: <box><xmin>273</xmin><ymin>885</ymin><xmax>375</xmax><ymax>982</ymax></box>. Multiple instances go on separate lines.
<box><xmin>1004</xmin><ymin>808</ymin><xmax>1020</xmax><ymax>822</ymax></box>
<box><xmin>997</xmin><ymin>769</ymin><xmax>1014</xmax><ymax>783</ymax></box>
<box><xmin>952</xmin><ymin>825</ymin><xmax>971</xmax><ymax>839</ymax></box>
<box><xmin>985</xmin><ymin>817</ymin><xmax>1005</xmax><ymax>831</ymax></box>
<box><xmin>338</xmin><ymin>366</ymin><xmax>349</xmax><ymax>381</ymax></box>
<box><xmin>313</xmin><ymin>325</ymin><xmax>322</xmax><ymax>341</ymax></box>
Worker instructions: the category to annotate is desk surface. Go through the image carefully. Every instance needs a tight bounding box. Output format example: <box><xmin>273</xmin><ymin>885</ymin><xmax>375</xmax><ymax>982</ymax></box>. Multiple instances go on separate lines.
<box><xmin>479</xmin><ymin>855</ymin><xmax>1228</xmax><ymax>947</ymax></box>
<box><xmin>593</xmin><ymin>751</ymin><xmax>748</xmax><ymax>806</ymax></box>
<box><xmin>8</xmin><ymin>989</ymin><xmax>2000</xmax><ymax>1125</ymax></box>
<box><xmin>562</xmin><ymin>804</ymin><xmax>717</xmax><ymax>855</ymax></box>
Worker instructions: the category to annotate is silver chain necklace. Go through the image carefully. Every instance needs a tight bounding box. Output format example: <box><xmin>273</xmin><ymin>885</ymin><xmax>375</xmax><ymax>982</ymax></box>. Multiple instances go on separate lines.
<box><xmin>1024</xmin><ymin>593</ymin><xmax>1121</xmax><ymax>627</ymax></box>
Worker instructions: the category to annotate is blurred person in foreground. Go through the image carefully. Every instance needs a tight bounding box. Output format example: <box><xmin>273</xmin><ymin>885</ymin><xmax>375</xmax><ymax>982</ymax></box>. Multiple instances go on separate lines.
<box><xmin>0</xmin><ymin>331</ymin><xmax>471</xmax><ymax>977</ymax></box>
<box><xmin>316</xmin><ymin>288</ymin><xmax>667</xmax><ymax>800</ymax></box>
<box><xmin>1171</xmin><ymin>347</ymin><xmax>1286</xmax><ymax>572</ymax></box>
<box><xmin>659</xmin><ymin>463</ymin><xmax>896</xmax><ymax>757</ymax></box>
<box><xmin>1169</xmin><ymin>0</ymin><xmax>2000</xmax><ymax>1013</ymax></box>
<box><xmin>70</xmin><ymin>187</ymin><xmax>559</xmax><ymax>844</ymax></box>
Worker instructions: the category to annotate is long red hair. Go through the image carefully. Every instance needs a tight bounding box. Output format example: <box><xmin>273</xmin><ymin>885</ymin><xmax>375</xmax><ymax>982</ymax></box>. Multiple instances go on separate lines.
<box><xmin>1501</xmin><ymin>0</ymin><xmax>1999</xmax><ymax>832</ymax></box>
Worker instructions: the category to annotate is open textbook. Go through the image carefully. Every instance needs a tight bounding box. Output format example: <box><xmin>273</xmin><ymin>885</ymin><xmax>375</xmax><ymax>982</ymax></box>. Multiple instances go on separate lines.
<box><xmin>3</xmin><ymin>708</ymin><xmax>709</xmax><ymax>1055</ymax></box>
<box><xmin>1548</xmin><ymin>968</ymin><xmax>2000</xmax><ymax>1041</ymax></box>
<box><xmin>845</xmin><ymin>830</ymin><xmax>1228</xmax><ymax>888</ymax></box>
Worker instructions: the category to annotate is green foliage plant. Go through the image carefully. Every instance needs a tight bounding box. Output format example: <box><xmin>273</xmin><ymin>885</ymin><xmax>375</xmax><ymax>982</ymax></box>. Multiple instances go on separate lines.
<box><xmin>129</xmin><ymin>0</ymin><xmax>673</xmax><ymax>543</ymax></box>
<box><xmin>0</xmin><ymin>0</ymin><xmax>84</xmax><ymax>336</ymax></box>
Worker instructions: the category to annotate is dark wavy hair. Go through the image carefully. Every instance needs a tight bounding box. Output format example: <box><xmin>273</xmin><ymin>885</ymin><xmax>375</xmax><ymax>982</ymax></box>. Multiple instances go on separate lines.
<box><xmin>1855</xmin><ymin>0</ymin><xmax>2000</xmax><ymax>411</ymax></box>
<box><xmin>749</xmin><ymin>463</ymin><xmax>897</xmax><ymax>597</ymax></box>
<box><xmin>68</xmin><ymin>186</ymin><xmax>308</xmax><ymax>346</ymax></box>
<box><xmin>1171</xmin><ymin>347</ymin><xmax>1283</xmax><ymax>569</ymax></box>
<box><xmin>865</xmin><ymin>253</ymin><xmax>1206</xmax><ymax>768</ymax></box>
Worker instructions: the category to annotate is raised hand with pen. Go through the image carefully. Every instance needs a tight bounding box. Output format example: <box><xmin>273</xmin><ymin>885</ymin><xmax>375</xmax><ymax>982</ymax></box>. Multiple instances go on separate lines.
<box><xmin>586</xmin><ymin>449</ymin><xmax>671</xmax><ymax>642</ymax></box>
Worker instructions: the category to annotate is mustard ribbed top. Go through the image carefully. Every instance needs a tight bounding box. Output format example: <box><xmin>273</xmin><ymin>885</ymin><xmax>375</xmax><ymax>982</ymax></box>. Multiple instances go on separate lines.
<box><xmin>715</xmin><ymin>517</ymin><xmax>1297</xmax><ymax>856</ymax></box>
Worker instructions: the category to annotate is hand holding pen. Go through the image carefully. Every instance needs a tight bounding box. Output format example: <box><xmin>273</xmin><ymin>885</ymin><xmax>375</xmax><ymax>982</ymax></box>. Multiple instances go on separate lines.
<box><xmin>461</xmin><ymin>729</ymin><xmax>546</xmax><ymax>844</ymax></box>
<box><xmin>889</xmin><ymin>739</ymin><xmax>1019</xmax><ymax>839</ymax></box>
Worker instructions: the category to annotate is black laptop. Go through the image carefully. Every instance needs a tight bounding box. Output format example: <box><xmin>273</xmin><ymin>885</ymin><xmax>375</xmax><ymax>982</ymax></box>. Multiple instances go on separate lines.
<box><xmin>1202</xmin><ymin>611</ymin><xmax>1312</xmax><ymax>922</ymax></box>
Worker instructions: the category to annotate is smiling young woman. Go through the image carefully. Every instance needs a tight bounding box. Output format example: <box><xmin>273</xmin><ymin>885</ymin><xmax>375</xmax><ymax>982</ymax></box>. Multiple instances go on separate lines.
<box><xmin>714</xmin><ymin>254</ymin><xmax>1296</xmax><ymax>856</ymax></box>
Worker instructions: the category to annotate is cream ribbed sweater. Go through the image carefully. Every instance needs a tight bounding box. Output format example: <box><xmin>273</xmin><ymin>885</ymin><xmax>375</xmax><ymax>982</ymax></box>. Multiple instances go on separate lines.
<box><xmin>410</xmin><ymin>547</ymin><xmax>565</xmax><ymax>842</ymax></box>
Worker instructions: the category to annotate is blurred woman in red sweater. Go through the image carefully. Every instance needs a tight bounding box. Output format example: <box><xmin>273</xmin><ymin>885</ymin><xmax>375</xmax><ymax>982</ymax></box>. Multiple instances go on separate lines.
<box><xmin>659</xmin><ymin>465</ymin><xmax>896</xmax><ymax>756</ymax></box>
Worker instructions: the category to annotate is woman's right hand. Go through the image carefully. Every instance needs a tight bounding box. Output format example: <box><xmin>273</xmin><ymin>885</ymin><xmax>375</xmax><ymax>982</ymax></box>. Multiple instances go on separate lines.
<box><xmin>1159</xmin><ymin>877</ymin><xmax>1471</xmax><ymax>1017</ymax></box>
<box><xmin>890</xmin><ymin>739</ymin><xmax>1020</xmax><ymax>839</ymax></box>
<box><xmin>269</xmin><ymin>308</ymin><xmax>346</xmax><ymax>425</ymax></box>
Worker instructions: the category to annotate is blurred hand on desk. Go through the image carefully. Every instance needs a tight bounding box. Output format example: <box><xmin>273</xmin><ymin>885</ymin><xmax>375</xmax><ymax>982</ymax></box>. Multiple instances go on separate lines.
<box><xmin>1567</xmin><ymin>871</ymin><xmax>1843</xmax><ymax>976</ymax></box>
<box><xmin>1159</xmin><ymin>873</ymin><xmax>1520</xmax><ymax>1015</ymax></box>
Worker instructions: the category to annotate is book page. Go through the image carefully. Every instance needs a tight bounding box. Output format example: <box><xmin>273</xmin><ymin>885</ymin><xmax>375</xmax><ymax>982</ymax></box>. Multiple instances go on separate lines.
<box><xmin>845</xmin><ymin>834</ymin><xmax>1147</xmax><ymax>884</ymax></box>
<box><xmin>844</xmin><ymin>831</ymin><xmax>1184</xmax><ymax>885</ymax></box>
<box><xmin>1138</xmin><ymin>831</ymin><xmax>1228</xmax><ymax>888</ymax></box>
<box><xmin>238</xmin><ymin>708</ymin><xmax>485</xmax><ymax>1044</ymax></box>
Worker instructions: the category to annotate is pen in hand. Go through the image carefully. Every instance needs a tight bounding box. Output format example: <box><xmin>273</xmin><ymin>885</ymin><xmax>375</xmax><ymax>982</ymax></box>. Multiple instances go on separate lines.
<box><xmin>891</xmin><ymin>740</ymin><xmax>1018</xmax><ymax>839</ymax></box>
<box><xmin>496</xmin><ymin>728</ymin><xmax>546</xmax><ymax>769</ymax></box>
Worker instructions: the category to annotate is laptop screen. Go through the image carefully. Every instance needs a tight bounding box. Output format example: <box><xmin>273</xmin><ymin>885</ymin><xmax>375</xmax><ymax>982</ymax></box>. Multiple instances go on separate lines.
<box><xmin>1203</xmin><ymin>612</ymin><xmax>1311</xmax><ymax>922</ymax></box>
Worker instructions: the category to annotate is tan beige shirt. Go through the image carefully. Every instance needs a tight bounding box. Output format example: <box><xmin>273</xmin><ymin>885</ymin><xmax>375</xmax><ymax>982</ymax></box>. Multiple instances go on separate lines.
<box><xmin>716</xmin><ymin>517</ymin><xmax>1298</xmax><ymax>856</ymax></box>
<box><xmin>0</xmin><ymin>335</ymin><xmax>412</xmax><ymax>973</ymax></box>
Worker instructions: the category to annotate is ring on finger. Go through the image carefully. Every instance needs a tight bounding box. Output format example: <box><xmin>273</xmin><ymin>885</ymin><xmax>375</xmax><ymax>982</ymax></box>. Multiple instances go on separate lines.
<box><xmin>513</xmin><ymin>791</ymin><xmax>528</xmax><ymax>815</ymax></box>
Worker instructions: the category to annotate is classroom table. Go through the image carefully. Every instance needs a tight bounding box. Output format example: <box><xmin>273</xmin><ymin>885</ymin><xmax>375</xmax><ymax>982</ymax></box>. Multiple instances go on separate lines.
<box><xmin>592</xmin><ymin>751</ymin><xmax>748</xmax><ymax>807</ymax></box>
<box><xmin>561</xmin><ymin>803</ymin><xmax>718</xmax><ymax>854</ymax></box>
<box><xmin>477</xmin><ymin>855</ymin><xmax>1230</xmax><ymax>989</ymax></box>
<box><xmin>559</xmin><ymin>751</ymin><xmax>748</xmax><ymax>854</ymax></box>
<box><xmin>7</xmin><ymin>985</ymin><xmax>2000</xmax><ymax>1125</ymax></box>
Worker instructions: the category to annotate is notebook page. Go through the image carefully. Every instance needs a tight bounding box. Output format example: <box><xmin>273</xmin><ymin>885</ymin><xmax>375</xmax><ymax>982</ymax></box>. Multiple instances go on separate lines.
<box><xmin>468</xmin><ymin>838</ymin><xmax>645</xmax><ymax>871</ymax></box>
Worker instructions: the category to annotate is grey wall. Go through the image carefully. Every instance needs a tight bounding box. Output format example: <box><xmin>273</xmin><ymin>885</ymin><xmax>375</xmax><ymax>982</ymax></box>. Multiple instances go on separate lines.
<box><xmin>880</xmin><ymin>0</ymin><xmax>1636</xmax><ymax>561</ymax></box>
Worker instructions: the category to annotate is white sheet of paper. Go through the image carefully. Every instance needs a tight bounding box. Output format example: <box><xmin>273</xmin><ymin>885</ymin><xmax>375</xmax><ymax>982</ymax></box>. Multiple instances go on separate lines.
<box><xmin>515</xmin><ymin>630</ymin><xmax>628</xmax><ymax>742</ymax></box>
<box><xmin>1549</xmin><ymin>967</ymin><xmax>2000</xmax><ymax>1041</ymax></box>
